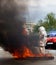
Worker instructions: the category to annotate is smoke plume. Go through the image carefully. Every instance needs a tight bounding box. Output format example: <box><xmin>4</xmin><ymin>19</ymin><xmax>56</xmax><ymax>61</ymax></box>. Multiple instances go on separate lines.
<box><xmin>0</xmin><ymin>0</ymin><xmax>29</xmax><ymax>53</ymax></box>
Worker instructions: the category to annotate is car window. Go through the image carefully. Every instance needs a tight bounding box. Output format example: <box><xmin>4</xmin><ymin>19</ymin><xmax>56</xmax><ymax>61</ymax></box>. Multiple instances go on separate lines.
<box><xmin>47</xmin><ymin>34</ymin><xmax>56</xmax><ymax>37</ymax></box>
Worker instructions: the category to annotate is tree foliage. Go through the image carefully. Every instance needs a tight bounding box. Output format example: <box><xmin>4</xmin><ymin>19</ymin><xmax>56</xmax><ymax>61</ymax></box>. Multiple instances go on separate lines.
<box><xmin>33</xmin><ymin>12</ymin><xmax>56</xmax><ymax>33</ymax></box>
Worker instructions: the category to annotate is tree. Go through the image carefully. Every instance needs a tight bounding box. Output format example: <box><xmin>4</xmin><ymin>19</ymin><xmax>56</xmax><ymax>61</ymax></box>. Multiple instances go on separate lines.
<box><xmin>33</xmin><ymin>12</ymin><xmax>56</xmax><ymax>33</ymax></box>
<box><xmin>43</xmin><ymin>13</ymin><xmax>56</xmax><ymax>31</ymax></box>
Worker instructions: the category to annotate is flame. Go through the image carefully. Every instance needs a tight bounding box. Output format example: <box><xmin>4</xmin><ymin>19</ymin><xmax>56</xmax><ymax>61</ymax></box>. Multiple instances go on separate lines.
<box><xmin>12</xmin><ymin>51</ymin><xmax>21</xmax><ymax>58</ymax></box>
<box><xmin>12</xmin><ymin>46</ymin><xmax>35</xmax><ymax>58</ymax></box>
<box><xmin>12</xmin><ymin>46</ymin><xmax>48</xmax><ymax>59</ymax></box>
<box><xmin>22</xmin><ymin>46</ymin><xmax>35</xmax><ymax>58</ymax></box>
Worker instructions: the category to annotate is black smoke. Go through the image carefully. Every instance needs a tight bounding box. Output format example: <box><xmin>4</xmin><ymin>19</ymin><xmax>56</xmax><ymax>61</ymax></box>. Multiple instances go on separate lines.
<box><xmin>0</xmin><ymin>0</ymin><xmax>29</xmax><ymax>53</ymax></box>
<box><xmin>0</xmin><ymin>0</ymin><xmax>39</xmax><ymax>55</ymax></box>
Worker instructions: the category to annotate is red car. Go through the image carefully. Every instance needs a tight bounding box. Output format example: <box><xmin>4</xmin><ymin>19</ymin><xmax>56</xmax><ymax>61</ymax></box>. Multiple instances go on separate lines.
<box><xmin>47</xmin><ymin>36</ymin><xmax>56</xmax><ymax>43</ymax></box>
<box><xmin>46</xmin><ymin>31</ymin><xmax>56</xmax><ymax>49</ymax></box>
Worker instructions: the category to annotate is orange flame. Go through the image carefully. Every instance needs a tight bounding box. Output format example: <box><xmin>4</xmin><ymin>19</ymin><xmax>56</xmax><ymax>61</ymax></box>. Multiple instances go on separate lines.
<box><xmin>22</xmin><ymin>46</ymin><xmax>35</xmax><ymax>58</ymax></box>
<box><xmin>12</xmin><ymin>46</ymin><xmax>35</xmax><ymax>58</ymax></box>
<box><xmin>12</xmin><ymin>46</ymin><xmax>48</xmax><ymax>59</ymax></box>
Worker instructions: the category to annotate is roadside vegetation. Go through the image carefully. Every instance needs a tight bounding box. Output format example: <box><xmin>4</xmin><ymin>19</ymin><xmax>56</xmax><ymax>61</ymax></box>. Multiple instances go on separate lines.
<box><xmin>33</xmin><ymin>13</ymin><xmax>56</xmax><ymax>33</ymax></box>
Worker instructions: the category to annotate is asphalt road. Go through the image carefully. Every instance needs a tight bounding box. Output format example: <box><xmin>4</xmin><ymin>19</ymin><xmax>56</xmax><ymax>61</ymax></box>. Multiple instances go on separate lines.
<box><xmin>0</xmin><ymin>47</ymin><xmax>56</xmax><ymax>65</ymax></box>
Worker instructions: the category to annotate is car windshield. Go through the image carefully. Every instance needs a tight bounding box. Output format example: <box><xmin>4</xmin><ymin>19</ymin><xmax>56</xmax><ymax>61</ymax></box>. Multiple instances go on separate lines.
<box><xmin>47</xmin><ymin>31</ymin><xmax>56</xmax><ymax>37</ymax></box>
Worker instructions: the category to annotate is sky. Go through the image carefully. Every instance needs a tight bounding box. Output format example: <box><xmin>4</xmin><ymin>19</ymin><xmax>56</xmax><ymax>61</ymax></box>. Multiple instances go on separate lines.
<box><xmin>26</xmin><ymin>0</ymin><xmax>56</xmax><ymax>23</ymax></box>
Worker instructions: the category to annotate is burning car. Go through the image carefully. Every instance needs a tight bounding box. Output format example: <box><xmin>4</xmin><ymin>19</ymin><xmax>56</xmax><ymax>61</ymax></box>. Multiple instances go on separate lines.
<box><xmin>0</xmin><ymin>0</ymin><xmax>54</xmax><ymax>59</ymax></box>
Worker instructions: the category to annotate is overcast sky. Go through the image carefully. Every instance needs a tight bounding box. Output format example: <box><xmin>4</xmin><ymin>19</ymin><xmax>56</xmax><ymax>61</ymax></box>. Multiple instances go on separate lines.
<box><xmin>26</xmin><ymin>0</ymin><xmax>56</xmax><ymax>23</ymax></box>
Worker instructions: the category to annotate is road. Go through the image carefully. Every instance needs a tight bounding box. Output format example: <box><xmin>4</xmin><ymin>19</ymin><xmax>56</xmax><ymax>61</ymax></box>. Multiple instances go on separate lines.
<box><xmin>0</xmin><ymin>47</ymin><xmax>56</xmax><ymax>65</ymax></box>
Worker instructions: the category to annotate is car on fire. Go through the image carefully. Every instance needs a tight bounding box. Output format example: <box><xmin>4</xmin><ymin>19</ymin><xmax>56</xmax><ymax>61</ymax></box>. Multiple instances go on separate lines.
<box><xmin>46</xmin><ymin>31</ymin><xmax>56</xmax><ymax>49</ymax></box>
